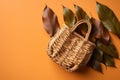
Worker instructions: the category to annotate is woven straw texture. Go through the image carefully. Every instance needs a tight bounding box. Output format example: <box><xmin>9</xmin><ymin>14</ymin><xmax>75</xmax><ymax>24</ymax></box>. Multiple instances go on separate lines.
<box><xmin>47</xmin><ymin>20</ymin><xmax>96</xmax><ymax>72</ymax></box>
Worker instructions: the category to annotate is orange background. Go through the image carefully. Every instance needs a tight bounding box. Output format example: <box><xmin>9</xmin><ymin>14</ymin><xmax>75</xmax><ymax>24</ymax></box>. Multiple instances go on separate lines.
<box><xmin>0</xmin><ymin>0</ymin><xmax>120</xmax><ymax>80</ymax></box>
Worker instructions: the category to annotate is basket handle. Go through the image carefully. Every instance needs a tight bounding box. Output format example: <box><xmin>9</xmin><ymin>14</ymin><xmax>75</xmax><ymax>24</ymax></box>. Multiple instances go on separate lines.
<box><xmin>70</xmin><ymin>19</ymin><xmax>92</xmax><ymax>40</ymax></box>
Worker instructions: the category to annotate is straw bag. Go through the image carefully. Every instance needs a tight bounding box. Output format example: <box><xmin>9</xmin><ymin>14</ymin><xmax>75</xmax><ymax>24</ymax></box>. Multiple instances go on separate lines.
<box><xmin>47</xmin><ymin>19</ymin><xmax>96</xmax><ymax>72</ymax></box>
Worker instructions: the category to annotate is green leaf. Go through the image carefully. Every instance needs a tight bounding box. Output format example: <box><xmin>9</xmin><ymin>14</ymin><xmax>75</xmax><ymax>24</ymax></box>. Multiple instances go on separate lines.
<box><xmin>96</xmin><ymin>41</ymin><xmax>119</xmax><ymax>58</ymax></box>
<box><xmin>74</xmin><ymin>5</ymin><xmax>90</xmax><ymax>37</ymax></box>
<box><xmin>92</xmin><ymin>48</ymin><xmax>103</xmax><ymax>62</ymax></box>
<box><xmin>103</xmin><ymin>54</ymin><xmax>115</xmax><ymax>67</ymax></box>
<box><xmin>88</xmin><ymin>58</ymin><xmax>102</xmax><ymax>73</ymax></box>
<box><xmin>74</xmin><ymin>5</ymin><xmax>90</xmax><ymax>21</ymax></box>
<box><xmin>63</xmin><ymin>6</ymin><xmax>77</xmax><ymax>28</ymax></box>
<box><xmin>96</xmin><ymin>2</ymin><xmax>120</xmax><ymax>37</ymax></box>
<box><xmin>42</xmin><ymin>6</ymin><xmax>60</xmax><ymax>37</ymax></box>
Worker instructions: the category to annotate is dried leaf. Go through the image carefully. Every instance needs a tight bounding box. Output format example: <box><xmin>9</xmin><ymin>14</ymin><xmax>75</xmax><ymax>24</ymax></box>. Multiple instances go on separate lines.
<box><xmin>96</xmin><ymin>2</ymin><xmax>120</xmax><ymax>37</ymax></box>
<box><xmin>96</xmin><ymin>41</ymin><xmax>119</xmax><ymax>58</ymax></box>
<box><xmin>101</xmin><ymin>28</ymin><xmax>110</xmax><ymax>44</ymax></box>
<box><xmin>103</xmin><ymin>54</ymin><xmax>115</xmax><ymax>67</ymax></box>
<box><xmin>92</xmin><ymin>48</ymin><xmax>103</xmax><ymax>62</ymax></box>
<box><xmin>74</xmin><ymin>5</ymin><xmax>90</xmax><ymax>36</ymax></box>
<box><xmin>91</xmin><ymin>17</ymin><xmax>110</xmax><ymax>44</ymax></box>
<box><xmin>42</xmin><ymin>6</ymin><xmax>60</xmax><ymax>37</ymax></box>
<box><xmin>74</xmin><ymin>5</ymin><xmax>90</xmax><ymax>21</ymax></box>
<box><xmin>88</xmin><ymin>58</ymin><xmax>102</xmax><ymax>73</ymax></box>
<box><xmin>63</xmin><ymin>6</ymin><xmax>77</xmax><ymax>28</ymax></box>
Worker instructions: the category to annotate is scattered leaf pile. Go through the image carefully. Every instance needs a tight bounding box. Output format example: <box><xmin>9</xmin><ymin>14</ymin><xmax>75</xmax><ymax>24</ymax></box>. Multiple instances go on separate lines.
<box><xmin>42</xmin><ymin>2</ymin><xmax>120</xmax><ymax>73</ymax></box>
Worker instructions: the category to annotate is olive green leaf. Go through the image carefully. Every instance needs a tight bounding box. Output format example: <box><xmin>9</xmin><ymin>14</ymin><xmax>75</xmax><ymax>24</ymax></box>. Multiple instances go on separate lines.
<box><xmin>63</xmin><ymin>6</ymin><xmax>77</xmax><ymax>28</ymax></box>
<box><xmin>42</xmin><ymin>6</ymin><xmax>60</xmax><ymax>37</ymax></box>
<box><xmin>88</xmin><ymin>58</ymin><xmax>102</xmax><ymax>73</ymax></box>
<box><xmin>74</xmin><ymin>5</ymin><xmax>90</xmax><ymax>36</ymax></box>
<box><xmin>96</xmin><ymin>41</ymin><xmax>119</xmax><ymax>58</ymax></box>
<box><xmin>96</xmin><ymin>2</ymin><xmax>120</xmax><ymax>37</ymax></box>
<box><xmin>103</xmin><ymin>54</ymin><xmax>115</xmax><ymax>67</ymax></box>
<box><xmin>74</xmin><ymin>4</ymin><xmax>90</xmax><ymax>21</ymax></box>
<box><xmin>92</xmin><ymin>48</ymin><xmax>103</xmax><ymax>62</ymax></box>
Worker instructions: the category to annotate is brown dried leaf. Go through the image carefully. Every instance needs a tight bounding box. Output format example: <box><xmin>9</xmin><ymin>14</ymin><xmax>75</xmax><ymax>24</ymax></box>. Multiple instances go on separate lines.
<box><xmin>42</xmin><ymin>6</ymin><xmax>60</xmax><ymax>37</ymax></box>
<box><xmin>91</xmin><ymin>17</ymin><xmax>110</xmax><ymax>44</ymax></box>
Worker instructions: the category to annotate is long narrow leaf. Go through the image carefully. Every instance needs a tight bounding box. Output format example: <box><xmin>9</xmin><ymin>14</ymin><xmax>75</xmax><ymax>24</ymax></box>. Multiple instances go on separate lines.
<box><xmin>103</xmin><ymin>54</ymin><xmax>115</xmax><ymax>67</ymax></box>
<box><xmin>74</xmin><ymin>5</ymin><xmax>90</xmax><ymax>37</ymax></box>
<box><xmin>88</xmin><ymin>58</ymin><xmax>102</xmax><ymax>73</ymax></box>
<box><xmin>96</xmin><ymin>2</ymin><xmax>120</xmax><ymax>37</ymax></box>
<box><xmin>92</xmin><ymin>48</ymin><xmax>103</xmax><ymax>62</ymax></box>
<box><xmin>42</xmin><ymin>6</ymin><xmax>60</xmax><ymax>37</ymax></box>
<box><xmin>96</xmin><ymin>41</ymin><xmax>119</xmax><ymax>58</ymax></box>
<box><xmin>63</xmin><ymin>6</ymin><xmax>77</xmax><ymax>28</ymax></box>
<box><xmin>74</xmin><ymin>5</ymin><xmax>90</xmax><ymax>21</ymax></box>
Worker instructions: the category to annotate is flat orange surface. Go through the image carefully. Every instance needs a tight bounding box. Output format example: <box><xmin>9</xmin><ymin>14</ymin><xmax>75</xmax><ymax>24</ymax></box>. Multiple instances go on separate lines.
<box><xmin>0</xmin><ymin>0</ymin><xmax>120</xmax><ymax>80</ymax></box>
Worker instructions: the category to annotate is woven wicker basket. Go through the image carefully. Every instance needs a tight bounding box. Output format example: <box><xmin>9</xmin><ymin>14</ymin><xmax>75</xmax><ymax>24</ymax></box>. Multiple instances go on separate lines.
<box><xmin>47</xmin><ymin>20</ymin><xmax>96</xmax><ymax>72</ymax></box>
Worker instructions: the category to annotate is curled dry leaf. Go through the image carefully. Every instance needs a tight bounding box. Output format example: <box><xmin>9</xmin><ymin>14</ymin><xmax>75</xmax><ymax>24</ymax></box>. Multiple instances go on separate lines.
<box><xmin>97</xmin><ymin>2</ymin><xmax>120</xmax><ymax>38</ymax></box>
<box><xmin>63</xmin><ymin>6</ymin><xmax>77</xmax><ymax>28</ymax></box>
<box><xmin>42</xmin><ymin>6</ymin><xmax>60</xmax><ymax>37</ymax></box>
<box><xmin>91</xmin><ymin>17</ymin><xmax>110</xmax><ymax>44</ymax></box>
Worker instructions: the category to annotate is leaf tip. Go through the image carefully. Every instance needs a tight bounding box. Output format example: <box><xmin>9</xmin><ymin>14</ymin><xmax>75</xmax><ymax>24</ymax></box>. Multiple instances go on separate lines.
<box><xmin>74</xmin><ymin>4</ymin><xmax>77</xmax><ymax>7</ymax></box>
<box><xmin>62</xmin><ymin>5</ymin><xmax>66</xmax><ymax>9</ymax></box>
<box><xmin>96</xmin><ymin>1</ymin><xmax>100</xmax><ymax>5</ymax></box>
<box><xmin>44</xmin><ymin>5</ymin><xmax>48</xmax><ymax>10</ymax></box>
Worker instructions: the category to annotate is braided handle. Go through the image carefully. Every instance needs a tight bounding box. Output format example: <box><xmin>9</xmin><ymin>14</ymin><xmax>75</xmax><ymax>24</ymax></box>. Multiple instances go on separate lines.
<box><xmin>70</xmin><ymin>19</ymin><xmax>92</xmax><ymax>40</ymax></box>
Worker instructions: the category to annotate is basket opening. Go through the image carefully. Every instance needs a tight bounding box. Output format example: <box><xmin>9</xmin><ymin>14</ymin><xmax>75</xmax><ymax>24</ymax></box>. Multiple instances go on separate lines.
<box><xmin>75</xmin><ymin>23</ymin><xmax>88</xmax><ymax>38</ymax></box>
